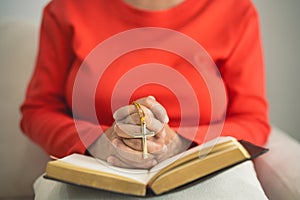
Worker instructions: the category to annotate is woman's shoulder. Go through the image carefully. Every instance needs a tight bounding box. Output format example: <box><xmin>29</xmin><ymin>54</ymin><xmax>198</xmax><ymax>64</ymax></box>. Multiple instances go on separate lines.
<box><xmin>45</xmin><ymin>0</ymin><xmax>98</xmax><ymax>14</ymax></box>
<box><xmin>209</xmin><ymin>0</ymin><xmax>258</xmax><ymax>28</ymax></box>
<box><xmin>43</xmin><ymin>0</ymin><xmax>103</xmax><ymax>23</ymax></box>
<box><xmin>214</xmin><ymin>0</ymin><xmax>257</xmax><ymax>16</ymax></box>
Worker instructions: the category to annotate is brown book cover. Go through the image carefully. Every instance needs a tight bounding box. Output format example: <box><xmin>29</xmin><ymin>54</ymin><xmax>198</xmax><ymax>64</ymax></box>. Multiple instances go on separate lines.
<box><xmin>44</xmin><ymin>137</ymin><xmax>268</xmax><ymax>196</ymax></box>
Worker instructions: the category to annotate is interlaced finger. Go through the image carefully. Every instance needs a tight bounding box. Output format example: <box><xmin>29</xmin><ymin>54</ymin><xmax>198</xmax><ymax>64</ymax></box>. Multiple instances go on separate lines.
<box><xmin>114</xmin><ymin>123</ymin><xmax>153</xmax><ymax>138</ymax></box>
<box><xmin>122</xmin><ymin>138</ymin><xmax>166</xmax><ymax>153</ymax></box>
<box><xmin>111</xmin><ymin>138</ymin><xmax>155</xmax><ymax>162</ymax></box>
<box><xmin>135</xmin><ymin>96</ymin><xmax>169</xmax><ymax>123</ymax></box>
<box><xmin>116</xmin><ymin>113</ymin><xmax>163</xmax><ymax>132</ymax></box>
<box><xmin>107</xmin><ymin>156</ymin><xmax>157</xmax><ymax>169</ymax></box>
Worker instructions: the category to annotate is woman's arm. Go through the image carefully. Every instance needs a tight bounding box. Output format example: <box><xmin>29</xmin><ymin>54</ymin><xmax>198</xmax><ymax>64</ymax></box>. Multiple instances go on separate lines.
<box><xmin>20</xmin><ymin>3</ymin><xmax>103</xmax><ymax>158</ymax></box>
<box><xmin>178</xmin><ymin>6</ymin><xmax>270</xmax><ymax>146</ymax></box>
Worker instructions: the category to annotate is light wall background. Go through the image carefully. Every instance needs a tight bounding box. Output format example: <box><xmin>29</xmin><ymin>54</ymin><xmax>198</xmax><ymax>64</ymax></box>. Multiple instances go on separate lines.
<box><xmin>252</xmin><ymin>0</ymin><xmax>300</xmax><ymax>141</ymax></box>
<box><xmin>0</xmin><ymin>0</ymin><xmax>299</xmax><ymax>141</ymax></box>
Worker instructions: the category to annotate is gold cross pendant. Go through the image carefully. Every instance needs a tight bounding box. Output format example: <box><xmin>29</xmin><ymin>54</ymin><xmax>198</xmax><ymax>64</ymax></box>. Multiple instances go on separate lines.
<box><xmin>132</xmin><ymin>102</ymin><xmax>155</xmax><ymax>159</ymax></box>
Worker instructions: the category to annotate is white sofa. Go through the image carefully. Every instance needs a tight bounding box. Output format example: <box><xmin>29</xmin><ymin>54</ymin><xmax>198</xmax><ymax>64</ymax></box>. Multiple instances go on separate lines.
<box><xmin>0</xmin><ymin>19</ymin><xmax>299</xmax><ymax>200</ymax></box>
<box><xmin>0</xmin><ymin>19</ymin><xmax>50</xmax><ymax>200</ymax></box>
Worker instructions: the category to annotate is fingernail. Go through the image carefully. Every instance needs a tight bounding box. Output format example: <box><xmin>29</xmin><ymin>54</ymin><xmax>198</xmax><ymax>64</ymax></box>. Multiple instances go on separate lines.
<box><xmin>152</xmin><ymin>160</ymin><xmax>157</xmax><ymax>165</ymax></box>
<box><xmin>162</xmin><ymin>145</ymin><xmax>167</xmax><ymax>152</ymax></box>
<box><xmin>107</xmin><ymin>156</ymin><xmax>114</xmax><ymax>164</ymax></box>
<box><xmin>161</xmin><ymin>144</ymin><xmax>168</xmax><ymax>153</ymax></box>
<box><xmin>148</xmin><ymin>95</ymin><xmax>156</xmax><ymax>100</ymax></box>
<box><xmin>112</xmin><ymin>110</ymin><xmax>118</xmax><ymax>119</ymax></box>
<box><xmin>112</xmin><ymin>139</ymin><xmax>119</xmax><ymax>147</ymax></box>
<box><xmin>164</xmin><ymin>115</ymin><xmax>169</xmax><ymax>123</ymax></box>
<box><xmin>161</xmin><ymin>130</ymin><xmax>166</xmax><ymax>138</ymax></box>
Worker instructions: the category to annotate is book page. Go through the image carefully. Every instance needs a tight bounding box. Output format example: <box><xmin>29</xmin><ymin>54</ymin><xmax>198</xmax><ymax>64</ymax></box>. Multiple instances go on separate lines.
<box><xmin>61</xmin><ymin>154</ymin><xmax>151</xmax><ymax>184</ymax></box>
<box><xmin>60</xmin><ymin>137</ymin><xmax>233</xmax><ymax>184</ymax></box>
<box><xmin>148</xmin><ymin>137</ymin><xmax>233</xmax><ymax>178</ymax></box>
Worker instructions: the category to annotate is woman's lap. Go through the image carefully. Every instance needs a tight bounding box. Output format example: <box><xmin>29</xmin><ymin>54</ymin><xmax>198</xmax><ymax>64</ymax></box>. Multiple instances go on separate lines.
<box><xmin>34</xmin><ymin>160</ymin><xmax>268</xmax><ymax>200</ymax></box>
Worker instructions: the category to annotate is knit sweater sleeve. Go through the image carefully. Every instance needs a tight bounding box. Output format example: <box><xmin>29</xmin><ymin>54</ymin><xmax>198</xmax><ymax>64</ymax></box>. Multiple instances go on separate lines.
<box><xmin>20</xmin><ymin>3</ymin><xmax>102</xmax><ymax>158</ymax></box>
<box><xmin>181</xmin><ymin>5</ymin><xmax>270</xmax><ymax>146</ymax></box>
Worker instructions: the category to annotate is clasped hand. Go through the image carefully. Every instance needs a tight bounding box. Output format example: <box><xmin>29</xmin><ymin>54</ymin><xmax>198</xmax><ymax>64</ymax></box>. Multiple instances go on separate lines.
<box><xmin>88</xmin><ymin>96</ymin><xmax>190</xmax><ymax>169</ymax></box>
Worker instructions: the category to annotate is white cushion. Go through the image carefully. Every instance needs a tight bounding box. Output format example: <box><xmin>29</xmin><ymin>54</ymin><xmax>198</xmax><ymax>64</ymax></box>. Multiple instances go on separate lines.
<box><xmin>33</xmin><ymin>161</ymin><xmax>268</xmax><ymax>200</ymax></box>
<box><xmin>0</xmin><ymin>19</ymin><xmax>49</xmax><ymax>198</ymax></box>
<box><xmin>254</xmin><ymin>126</ymin><xmax>300</xmax><ymax>200</ymax></box>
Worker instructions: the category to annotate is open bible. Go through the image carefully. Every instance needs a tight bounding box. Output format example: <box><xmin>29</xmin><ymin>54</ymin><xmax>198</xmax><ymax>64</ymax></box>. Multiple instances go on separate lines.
<box><xmin>44</xmin><ymin>137</ymin><xmax>267</xmax><ymax>196</ymax></box>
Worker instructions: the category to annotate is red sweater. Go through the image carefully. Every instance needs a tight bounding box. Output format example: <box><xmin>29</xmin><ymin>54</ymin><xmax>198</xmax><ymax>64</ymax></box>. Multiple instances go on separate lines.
<box><xmin>20</xmin><ymin>0</ymin><xmax>270</xmax><ymax>158</ymax></box>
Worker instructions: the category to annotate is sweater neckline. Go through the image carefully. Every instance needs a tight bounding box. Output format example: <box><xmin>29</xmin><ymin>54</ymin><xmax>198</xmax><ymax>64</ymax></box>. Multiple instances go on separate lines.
<box><xmin>110</xmin><ymin>0</ymin><xmax>207</xmax><ymax>28</ymax></box>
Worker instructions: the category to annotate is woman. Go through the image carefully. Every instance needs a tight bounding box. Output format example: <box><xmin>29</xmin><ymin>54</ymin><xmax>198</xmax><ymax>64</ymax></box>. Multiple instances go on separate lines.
<box><xmin>20</xmin><ymin>0</ymin><xmax>270</xmax><ymax>169</ymax></box>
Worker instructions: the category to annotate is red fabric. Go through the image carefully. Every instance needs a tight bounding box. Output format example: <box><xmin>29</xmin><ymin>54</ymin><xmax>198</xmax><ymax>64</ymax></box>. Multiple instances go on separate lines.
<box><xmin>20</xmin><ymin>0</ymin><xmax>270</xmax><ymax>158</ymax></box>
